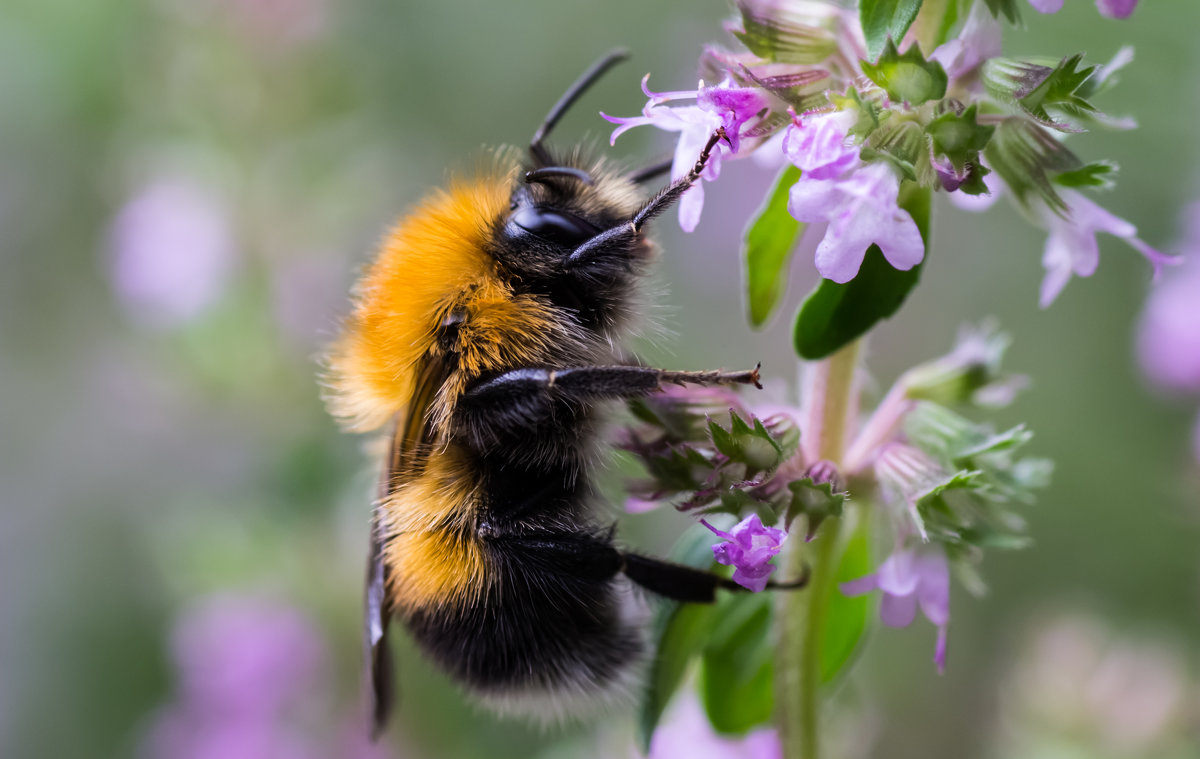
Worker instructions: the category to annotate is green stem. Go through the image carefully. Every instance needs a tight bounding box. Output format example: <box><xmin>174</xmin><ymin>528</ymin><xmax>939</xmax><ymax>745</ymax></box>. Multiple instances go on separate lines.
<box><xmin>777</xmin><ymin>339</ymin><xmax>860</xmax><ymax>759</ymax></box>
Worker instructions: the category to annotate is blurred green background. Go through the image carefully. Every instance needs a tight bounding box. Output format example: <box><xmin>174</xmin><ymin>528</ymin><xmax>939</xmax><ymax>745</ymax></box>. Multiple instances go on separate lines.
<box><xmin>1</xmin><ymin>1</ymin><xmax>1197</xmax><ymax>757</ymax></box>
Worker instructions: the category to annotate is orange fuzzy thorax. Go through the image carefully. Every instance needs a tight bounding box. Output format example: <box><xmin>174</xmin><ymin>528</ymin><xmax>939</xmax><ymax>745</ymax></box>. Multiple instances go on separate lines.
<box><xmin>326</xmin><ymin>163</ymin><xmax>577</xmax><ymax>436</ymax></box>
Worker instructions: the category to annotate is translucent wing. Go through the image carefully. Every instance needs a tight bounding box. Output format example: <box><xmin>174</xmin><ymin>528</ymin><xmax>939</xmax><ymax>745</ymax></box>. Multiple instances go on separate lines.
<box><xmin>365</xmin><ymin>357</ymin><xmax>449</xmax><ymax>739</ymax></box>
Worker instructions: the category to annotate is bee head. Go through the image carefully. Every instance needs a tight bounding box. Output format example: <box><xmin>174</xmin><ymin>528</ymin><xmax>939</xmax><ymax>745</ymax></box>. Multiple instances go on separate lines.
<box><xmin>487</xmin><ymin>157</ymin><xmax>648</xmax><ymax>335</ymax></box>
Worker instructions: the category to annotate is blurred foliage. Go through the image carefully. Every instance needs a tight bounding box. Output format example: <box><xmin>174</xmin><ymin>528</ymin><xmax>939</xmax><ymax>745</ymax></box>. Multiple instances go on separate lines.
<box><xmin>1</xmin><ymin>1</ymin><xmax>1197</xmax><ymax>758</ymax></box>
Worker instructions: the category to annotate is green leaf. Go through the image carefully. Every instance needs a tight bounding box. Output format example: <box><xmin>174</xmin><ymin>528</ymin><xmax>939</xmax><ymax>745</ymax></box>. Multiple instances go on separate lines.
<box><xmin>708</xmin><ymin>412</ymin><xmax>785</xmax><ymax>475</ymax></box>
<box><xmin>642</xmin><ymin>603</ymin><xmax>717</xmax><ymax>748</ymax></box>
<box><xmin>1018</xmin><ymin>54</ymin><xmax>1097</xmax><ymax>125</ymax></box>
<box><xmin>911</xmin><ymin>0</ymin><xmax>962</xmax><ymax>51</ymax></box>
<box><xmin>745</xmin><ymin>165</ymin><xmax>805</xmax><ymax>327</ymax></box>
<box><xmin>820</xmin><ymin>518</ymin><xmax>871</xmax><ymax>685</ymax></box>
<box><xmin>700</xmin><ymin>591</ymin><xmax>775</xmax><ymax>734</ymax></box>
<box><xmin>983</xmin><ymin>117</ymin><xmax>1082</xmax><ymax>214</ymax></box>
<box><xmin>982</xmin><ymin>0</ymin><xmax>1021</xmax><ymax>23</ymax></box>
<box><xmin>1053</xmin><ymin>161</ymin><xmax>1117</xmax><ymax>189</ymax></box>
<box><xmin>783</xmin><ymin>478</ymin><xmax>848</xmax><ymax>538</ymax></box>
<box><xmin>860</xmin><ymin>0</ymin><xmax>925</xmax><ymax>63</ymax></box>
<box><xmin>734</xmin><ymin>5</ymin><xmax>838</xmax><ymax>65</ymax></box>
<box><xmin>792</xmin><ymin>182</ymin><xmax>931</xmax><ymax>359</ymax></box>
<box><xmin>927</xmin><ymin>104</ymin><xmax>994</xmax><ymax>169</ymax></box>
<box><xmin>860</xmin><ymin>38</ymin><xmax>947</xmax><ymax>105</ymax></box>
<box><xmin>638</xmin><ymin>526</ymin><xmax>722</xmax><ymax>751</ymax></box>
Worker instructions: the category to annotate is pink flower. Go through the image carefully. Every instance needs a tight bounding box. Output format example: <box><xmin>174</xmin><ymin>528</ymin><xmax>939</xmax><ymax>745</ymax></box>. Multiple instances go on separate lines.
<box><xmin>931</xmin><ymin>1</ymin><xmax>1003</xmax><ymax>82</ymax></box>
<box><xmin>781</xmin><ymin>111</ymin><xmax>924</xmax><ymax>282</ymax></box>
<box><xmin>1028</xmin><ymin>0</ymin><xmax>1138</xmax><ymax>18</ymax></box>
<box><xmin>603</xmin><ymin>76</ymin><xmax>767</xmax><ymax>232</ymax></box>
<box><xmin>643</xmin><ymin>692</ymin><xmax>780</xmax><ymax>759</ymax></box>
<box><xmin>701</xmin><ymin>514</ymin><xmax>787</xmax><ymax>592</ymax></box>
<box><xmin>1096</xmin><ymin>0</ymin><xmax>1138</xmax><ymax>18</ymax></box>
<box><xmin>781</xmin><ymin>110</ymin><xmax>858</xmax><ymax>180</ymax></box>
<box><xmin>1137</xmin><ymin>254</ymin><xmax>1200</xmax><ymax>394</ymax></box>
<box><xmin>1028</xmin><ymin>0</ymin><xmax>1064</xmax><ymax>13</ymax></box>
<box><xmin>787</xmin><ymin>160</ymin><xmax>925</xmax><ymax>283</ymax></box>
<box><xmin>141</xmin><ymin>594</ymin><xmax>393</xmax><ymax>759</ymax></box>
<box><xmin>108</xmin><ymin>175</ymin><xmax>236</xmax><ymax>328</ymax></box>
<box><xmin>1037</xmin><ymin>190</ymin><xmax>1178</xmax><ymax>307</ymax></box>
<box><xmin>841</xmin><ymin>548</ymin><xmax>951</xmax><ymax>673</ymax></box>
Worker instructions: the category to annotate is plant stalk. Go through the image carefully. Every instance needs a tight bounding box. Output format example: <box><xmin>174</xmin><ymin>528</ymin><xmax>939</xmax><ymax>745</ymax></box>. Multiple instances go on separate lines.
<box><xmin>777</xmin><ymin>339</ymin><xmax>860</xmax><ymax>759</ymax></box>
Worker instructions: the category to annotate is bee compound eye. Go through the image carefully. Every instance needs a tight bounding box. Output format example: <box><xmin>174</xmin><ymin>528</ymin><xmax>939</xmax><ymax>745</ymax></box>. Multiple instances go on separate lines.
<box><xmin>509</xmin><ymin>206</ymin><xmax>599</xmax><ymax>247</ymax></box>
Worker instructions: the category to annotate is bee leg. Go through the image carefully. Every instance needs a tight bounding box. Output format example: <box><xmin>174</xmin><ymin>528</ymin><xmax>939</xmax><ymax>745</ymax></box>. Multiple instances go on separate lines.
<box><xmin>456</xmin><ymin>365</ymin><xmax>762</xmax><ymax>446</ymax></box>
<box><xmin>492</xmin><ymin>532</ymin><xmax>625</xmax><ymax>581</ymax></box>
<box><xmin>567</xmin><ymin>127</ymin><xmax>725</xmax><ymax>268</ymax></box>
<box><xmin>622</xmin><ymin>552</ymin><xmax>809</xmax><ymax>603</ymax></box>
<box><xmin>625</xmin><ymin>156</ymin><xmax>674</xmax><ymax>184</ymax></box>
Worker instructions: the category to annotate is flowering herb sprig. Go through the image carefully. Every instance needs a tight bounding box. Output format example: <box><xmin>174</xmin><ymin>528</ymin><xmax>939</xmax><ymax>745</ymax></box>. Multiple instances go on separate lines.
<box><xmin>603</xmin><ymin>0</ymin><xmax>1173</xmax><ymax>360</ymax></box>
<box><xmin>603</xmin><ymin>2</ymin><xmax>1170</xmax><ymax>758</ymax></box>
<box><xmin>625</xmin><ymin>323</ymin><xmax>1047</xmax><ymax>750</ymax></box>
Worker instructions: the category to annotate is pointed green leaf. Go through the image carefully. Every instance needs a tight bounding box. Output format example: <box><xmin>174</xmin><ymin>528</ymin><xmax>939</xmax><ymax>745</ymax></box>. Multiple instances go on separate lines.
<box><xmin>1019</xmin><ymin>54</ymin><xmax>1097</xmax><ymax>124</ymax></box>
<box><xmin>860</xmin><ymin>38</ymin><xmax>947</xmax><ymax>104</ymax></box>
<box><xmin>745</xmin><ymin>165</ymin><xmax>805</xmax><ymax>327</ymax></box>
<box><xmin>792</xmin><ymin>182</ymin><xmax>931</xmax><ymax>359</ymax></box>
<box><xmin>927</xmin><ymin>104</ymin><xmax>994</xmax><ymax>168</ymax></box>
<box><xmin>1053</xmin><ymin>161</ymin><xmax>1117</xmax><ymax>189</ymax></box>
<box><xmin>734</xmin><ymin>4</ymin><xmax>838</xmax><ymax>65</ymax></box>
<box><xmin>820</xmin><ymin>518</ymin><xmax>871</xmax><ymax>684</ymax></box>
<box><xmin>860</xmin><ymin>0</ymin><xmax>925</xmax><ymax>63</ymax></box>
<box><xmin>638</xmin><ymin>526</ymin><xmax>722</xmax><ymax>751</ymax></box>
<box><xmin>911</xmin><ymin>0</ymin><xmax>963</xmax><ymax>51</ymax></box>
<box><xmin>982</xmin><ymin>0</ymin><xmax>1021</xmax><ymax>23</ymax></box>
<box><xmin>984</xmin><ymin>117</ymin><xmax>1082</xmax><ymax>214</ymax></box>
<box><xmin>709</xmin><ymin>411</ymin><xmax>785</xmax><ymax>474</ymax></box>
<box><xmin>700</xmin><ymin>592</ymin><xmax>775</xmax><ymax>734</ymax></box>
<box><xmin>783</xmin><ymin>478</ymin><xmax>848</xmax><ymax>537</ymax></box>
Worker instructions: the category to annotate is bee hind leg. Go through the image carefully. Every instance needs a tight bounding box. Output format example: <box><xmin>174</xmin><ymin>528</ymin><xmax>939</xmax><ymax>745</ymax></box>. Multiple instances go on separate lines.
<box><xmin>621</xmin><ymin>552</ymin><xmax>809</xmax><ymax>603</ymax></box>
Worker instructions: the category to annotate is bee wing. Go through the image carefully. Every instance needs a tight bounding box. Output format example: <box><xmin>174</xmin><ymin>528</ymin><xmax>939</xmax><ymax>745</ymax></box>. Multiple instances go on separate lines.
<box><xmin>365</xmin><ymin>493</ymin><xmax>394</xmax><ymax>740</ymax></box>
<box><xmin>365</xmin><ymin>357</ymin><xmax>449</xmax><ymax>739</ymax></box>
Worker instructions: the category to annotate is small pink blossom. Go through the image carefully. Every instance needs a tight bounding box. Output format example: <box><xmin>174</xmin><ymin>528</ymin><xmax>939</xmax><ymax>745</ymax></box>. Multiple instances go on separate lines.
<box><xmin>1028</xmin><ymin>0</ymin><xmax>1138</xmax><ymax>18</ymax></box>
<box><xmin>781</xmin><ymin>110</ymin><xmax>858</xmax><ymax>179</ymax></box>
<box><xmin>643</xmin><ymin>692</ymin><xmax>780</xmax><ymax>759</ymax></box>
<box><xmin>841</xmin><ymin>548</ymin><xmax>951</xmax><ymax>673</ymax></box>
<box><xmin>787</xmin><ymin>161</ymin><xmax>925</xmax><ymax>283</ymax></box>
<box><xmin>603</xmin><ymin>76</ymin><xmax>767</xmax><ymax>232</ymax></box>
<box><xmin>1137</xmin><ymin>254</ymin><xmax>1200</xmax><ymax>394</ymax></box>
<box><xmin>701</xmin><ymin>514</ymin><xmax>787</xmax><ymax>592</ymax></box>
<box><xmin>930</xmin><ymin>1</ymin><xmax>1003</xmax><ymax>82</ymax></box>
<box><xmin>1028</xmin><ymin>0</ymin><xmax>1064</xmax><ymax>13</ymax></box>
<box><xmin>781</xmin><ymin>111</ymin><xmax>924</xmax><ymax>282</ymax></box>
<box><xmin>108</xmin><ymin>175</ymin><xmax>236</xmax><ymax>328</ymax></box>
<box><xmin>1096</xmin><ymin>0</ymin><xmax>1138</xmax><ymax>18</ymax></box>
<box><xmin>1037</xmin><ymin>190</ymin><xmax>1178</xmax><ymax>307</ymax></box>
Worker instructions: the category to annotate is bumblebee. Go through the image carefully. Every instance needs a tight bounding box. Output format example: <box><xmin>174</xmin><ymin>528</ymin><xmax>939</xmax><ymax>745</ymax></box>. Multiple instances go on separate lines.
<box><xmin>327</xmin><ymin>51</ymin><xmax>786</xmax><ymax>735</ymax></box>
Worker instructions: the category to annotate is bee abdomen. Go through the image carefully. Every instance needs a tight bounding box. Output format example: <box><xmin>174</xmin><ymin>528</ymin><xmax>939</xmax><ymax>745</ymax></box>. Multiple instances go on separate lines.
<box><xmin>402</xmin><ymin>534</ymin><xmax>643</xmax><ymax>719</ymax></box>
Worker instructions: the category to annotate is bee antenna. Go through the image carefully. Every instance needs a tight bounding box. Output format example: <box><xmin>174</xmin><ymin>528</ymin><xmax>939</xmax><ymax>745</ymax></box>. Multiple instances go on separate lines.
<box><xmin>625</xmin><ymin>157</ymin><xmax>674</xmax><ymax>184</ymax></box>
<box><xmin>525</xmin><ymin>166</ymin><xmax>595</xmax><ymax>186</ymax></box>
<box><xmin>530</xmin><ymin>48</ymin><xmax>630</xmax><ymax>166</ymax></box>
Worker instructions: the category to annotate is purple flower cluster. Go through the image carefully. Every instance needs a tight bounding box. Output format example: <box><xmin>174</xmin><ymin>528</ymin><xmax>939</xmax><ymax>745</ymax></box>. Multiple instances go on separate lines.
<box><xmin>702</xmin><ymin>514</ymin><xmax>788</xmax><ymax>592</ymax></box>
<box><xmin>841</xmin><ymin>548</ymin><xmax>951</xmax><ymax>673</ymax></box>
<box><xmin>1138</xmin><ymin>204</ymin><xmax>1200</xmax><ymax>464</ymax></box>
<box><xmin>140</xmin><ymin>594</ymin><xmax>390</xmax><ymax>759</ymax></box>
<box><xmin>1029</xmin><ymin>0</ymin><xmax>1138</xmax><ymax>18</ymax></box>
<box><xmin>784</xmin><ymin>111</ymin><xmax>924</xmax><ymax>283</ymax></box>
<box><xmin>108</xmin><ymin>175</ymin><xmax>236</xmax><ymax>329</ymax></box>
<box><xmin>600</xmin><ymin>0</ymin><xmax>1167</xmax><ymax>306</ymax></box>
<box><xmin>603</xmin><ymin>76</ymin><xmax>768</xmax><ymax>232</ymax></box>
